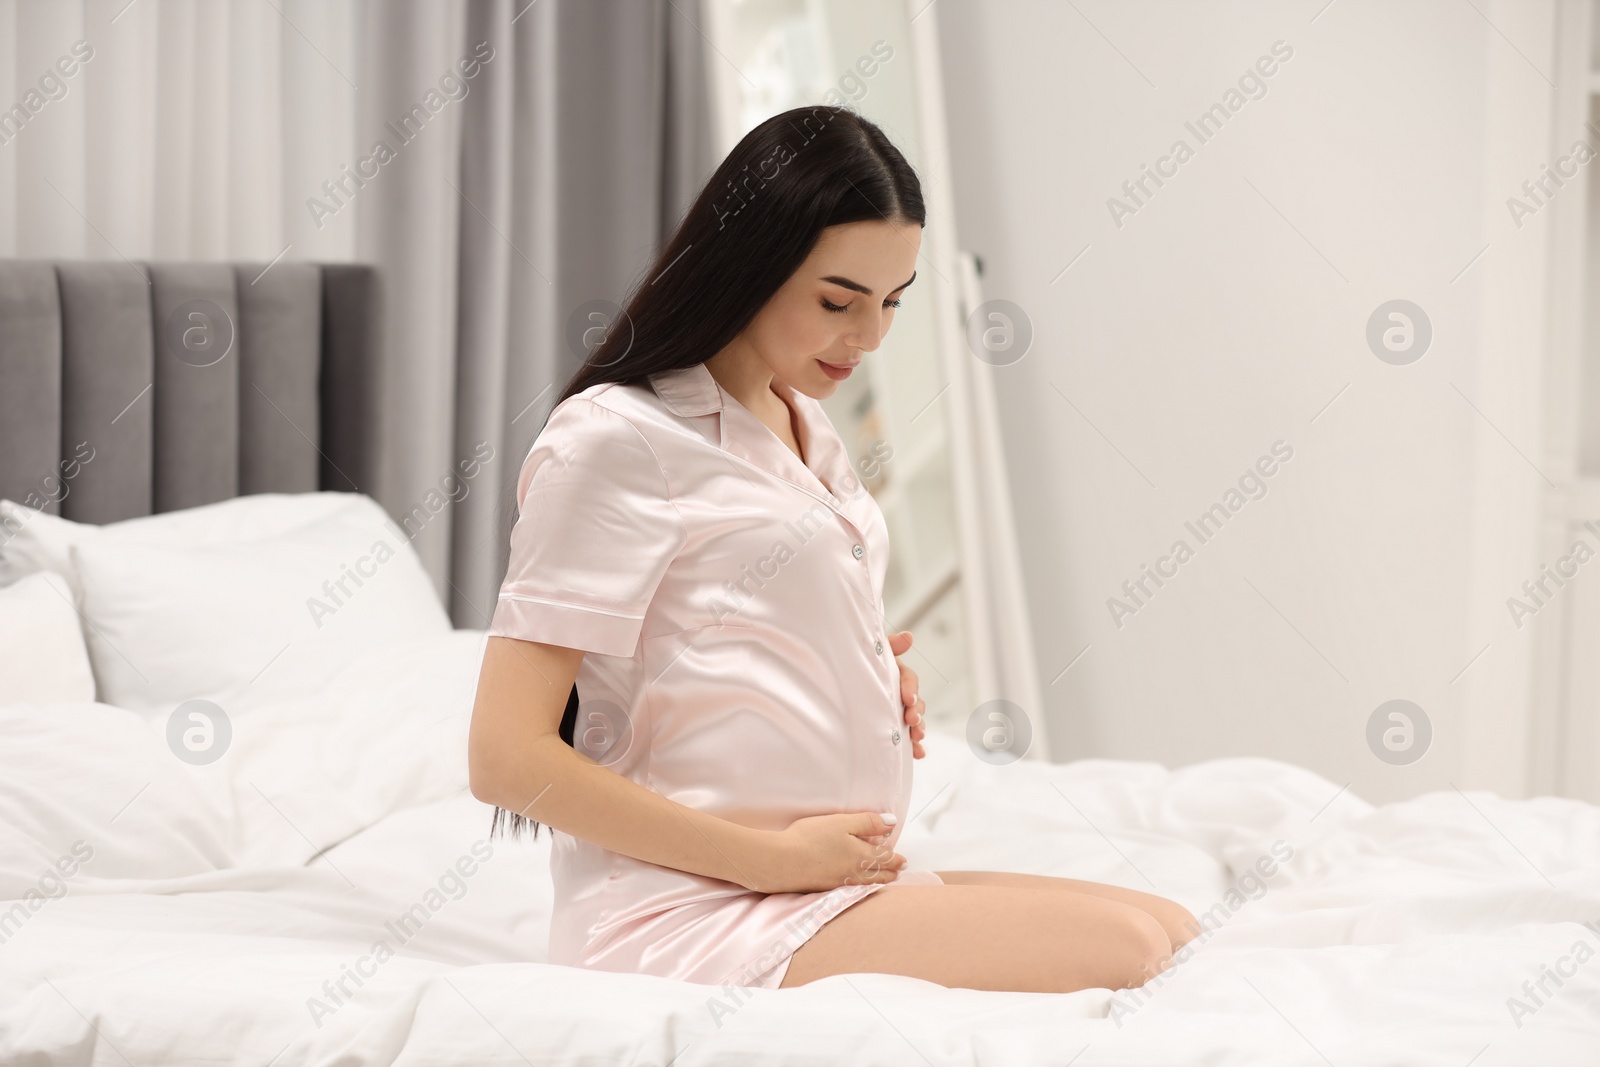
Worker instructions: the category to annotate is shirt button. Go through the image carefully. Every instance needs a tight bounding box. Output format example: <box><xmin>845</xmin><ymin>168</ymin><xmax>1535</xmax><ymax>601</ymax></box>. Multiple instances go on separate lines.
<box><xmin>875</xmin><ymin>639</ymin><xmax>884</xmax><ymax>655</ymax></box>
<box><xmin>852</xmin><ymin>544</ymin><xmax>865</xmax><ymax>559</ymax></box>
<box><xmin>892</xmin><ymin>729</ymin><xmax>902</xmax><ymax>744</ymax></box>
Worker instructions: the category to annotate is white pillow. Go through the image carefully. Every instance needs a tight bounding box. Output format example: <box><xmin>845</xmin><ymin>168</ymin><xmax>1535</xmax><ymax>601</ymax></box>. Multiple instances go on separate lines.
<box><xmin>0</xmin><ymin>701</ymin><xmax>234</xmax><ymax>896</ymax></box>
<box><xmin>224</xmin><ymin>629</ymin><xmax>484</xmax><ymax>867</ymax></box>
<box><xmin>0</xmin><ymin>571</ymin><xmax>96</xmax><ymax>704</ymax></box>
<box><xmin>69</xmin><ymin>496</ymin><xmax>451</xmax><ymax>712</ymax></box>
<box><xmin>0</xmin><ymin>491</ymin><xmax>365</xmax><ymax>604</ymax></box>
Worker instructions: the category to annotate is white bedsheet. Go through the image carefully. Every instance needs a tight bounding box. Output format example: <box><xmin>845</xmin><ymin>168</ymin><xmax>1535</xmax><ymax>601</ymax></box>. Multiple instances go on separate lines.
<box><xmin>3</xmin><ymin>629</ymin><xmax>1598</xmax><ymax>1065</ymax></box>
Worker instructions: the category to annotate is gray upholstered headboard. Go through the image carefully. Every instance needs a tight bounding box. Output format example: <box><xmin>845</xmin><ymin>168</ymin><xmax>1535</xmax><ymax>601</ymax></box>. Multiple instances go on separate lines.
<box><xmin>0</xmin><ymin>261</ymin><xmax>379</xmax><ymax>523</ymax></box>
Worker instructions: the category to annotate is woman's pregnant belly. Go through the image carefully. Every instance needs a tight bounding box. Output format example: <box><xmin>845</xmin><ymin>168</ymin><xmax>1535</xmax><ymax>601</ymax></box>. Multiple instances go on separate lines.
<box><xmin>638</xmin><ymin>622</ymin><xmax>901</xmax><ymax>830</ymax></box>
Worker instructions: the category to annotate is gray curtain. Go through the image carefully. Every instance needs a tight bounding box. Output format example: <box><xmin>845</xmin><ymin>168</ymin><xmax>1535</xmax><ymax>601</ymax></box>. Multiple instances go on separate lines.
<box><xmin>353</xmin><ymin>0</ymin><xmax>718</xmax><ymax>627</ymax></box>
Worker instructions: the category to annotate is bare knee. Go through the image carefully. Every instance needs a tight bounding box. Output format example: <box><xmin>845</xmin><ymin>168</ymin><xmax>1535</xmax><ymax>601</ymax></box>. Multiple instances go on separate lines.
<box><xmin>1153</xmin><ymin>900</ymin><xmax>1202</xmax><ymax>952</ymax></box>
<box><xmin>1108</xmin><ymin>907</ymin><xmax>1173</xmax><ymax>990</ymax></box>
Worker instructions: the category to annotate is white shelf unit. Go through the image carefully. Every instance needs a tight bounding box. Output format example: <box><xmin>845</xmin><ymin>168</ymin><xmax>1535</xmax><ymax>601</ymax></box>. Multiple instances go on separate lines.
<box><xmin>1530</xmin><ymin>0</ymin><xmax>1600</xmax><ymax>802</ymax></box>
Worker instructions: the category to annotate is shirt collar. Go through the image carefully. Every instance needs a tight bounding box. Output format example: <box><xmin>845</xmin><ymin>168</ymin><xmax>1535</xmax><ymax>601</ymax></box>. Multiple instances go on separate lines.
<box><xmin>648</xmin><ymin>362</ymin><xmax>723</xmax><ymax>417</ymax></box>
<box><xmin>646</xmin><ymin>362</ymin><xmax>850</xmax><ymax>509</ymax></box>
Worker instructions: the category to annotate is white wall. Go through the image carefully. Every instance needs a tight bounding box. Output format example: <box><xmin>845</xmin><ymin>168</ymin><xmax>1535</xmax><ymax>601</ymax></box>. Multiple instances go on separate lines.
<box><xmin>935</xmin><ymin>0</ymin><xmax>1561</xmax><ymax>804</ymax></box>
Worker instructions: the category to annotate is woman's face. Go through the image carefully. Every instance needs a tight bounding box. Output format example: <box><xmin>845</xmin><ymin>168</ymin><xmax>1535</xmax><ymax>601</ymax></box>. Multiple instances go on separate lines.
<box><xmin>743</xmin><ymin>219</ymin><xmax>922</xmax><ymax>399</ymax></box>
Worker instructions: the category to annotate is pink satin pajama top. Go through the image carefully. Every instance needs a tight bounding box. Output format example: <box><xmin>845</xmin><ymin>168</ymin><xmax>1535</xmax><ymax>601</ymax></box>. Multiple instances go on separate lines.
<box><xmin>487</xmin><ymin>360</ymin><xmax>939</xmax><ymax>989</ymax></box>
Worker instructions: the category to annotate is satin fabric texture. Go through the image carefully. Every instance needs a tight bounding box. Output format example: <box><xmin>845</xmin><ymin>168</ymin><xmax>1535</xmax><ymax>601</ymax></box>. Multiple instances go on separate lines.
<box><xmin>488</xmin><ymin>361</ymin><xmax>938</xmax><ymax>989</ymax></box>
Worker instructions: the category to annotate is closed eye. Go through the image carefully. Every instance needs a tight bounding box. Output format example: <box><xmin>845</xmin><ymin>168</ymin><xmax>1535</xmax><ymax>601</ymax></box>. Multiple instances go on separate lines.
<box><xmin>822</xmin><ymin>297</ymin><xmax>903</xmax><ymax>314</ymax></box>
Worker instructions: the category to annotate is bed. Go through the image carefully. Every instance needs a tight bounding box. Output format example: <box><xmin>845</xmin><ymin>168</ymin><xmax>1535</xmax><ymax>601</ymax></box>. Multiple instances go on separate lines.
<box><xmin>2</xmin><ymin>261</ymin><xmax>1599</xmax><ymax>1065</ymax></box>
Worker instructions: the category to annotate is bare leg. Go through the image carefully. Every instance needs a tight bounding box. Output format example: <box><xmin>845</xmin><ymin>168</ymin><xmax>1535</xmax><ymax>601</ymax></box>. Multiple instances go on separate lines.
<box><xmin>779</xmin><ymin>882</ymin><xmax>1175</xmax><ymax>992</ymax></box>
<box><xmin>934</xmin><ymin>870</ymin><xmax>1201</xmax><ymax>952</ymax></box>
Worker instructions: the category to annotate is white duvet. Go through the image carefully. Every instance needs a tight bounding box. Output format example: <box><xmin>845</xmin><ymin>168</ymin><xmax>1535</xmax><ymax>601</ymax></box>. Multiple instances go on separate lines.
<box><xmin>3</xmin><ymin>628</ymin><xmax>1599</xmax><ymax>1066</ymax></box>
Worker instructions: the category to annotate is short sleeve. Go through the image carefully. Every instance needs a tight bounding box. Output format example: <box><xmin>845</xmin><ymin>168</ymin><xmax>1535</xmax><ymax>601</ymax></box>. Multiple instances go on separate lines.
<box><xmin>488</xmin><ymin>397</ymin><xmax>685</xmax><ymax>656</ymax></box>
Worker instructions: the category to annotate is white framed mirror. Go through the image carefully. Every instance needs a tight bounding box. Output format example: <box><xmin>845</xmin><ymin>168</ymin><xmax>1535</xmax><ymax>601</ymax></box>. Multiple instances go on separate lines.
<box><xmin>701</xmin><ymin>0</ymin><xmax>1044</xmax><ymax>756</ymax></box>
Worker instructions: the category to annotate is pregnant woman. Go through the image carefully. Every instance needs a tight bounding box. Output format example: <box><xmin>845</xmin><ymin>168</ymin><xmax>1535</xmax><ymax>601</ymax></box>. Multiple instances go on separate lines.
<box><xmin>468</xmin><ymin>105</ymin><xmax>1197</xmax><ymax>993</ymax></box>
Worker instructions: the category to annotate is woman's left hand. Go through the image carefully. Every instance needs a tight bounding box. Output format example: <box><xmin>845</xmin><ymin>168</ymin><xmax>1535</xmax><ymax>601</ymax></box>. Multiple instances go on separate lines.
<box><xmin>886</xmin><ymin>630</ymin><xmax>926</xmax><ymax>759</ymax></box>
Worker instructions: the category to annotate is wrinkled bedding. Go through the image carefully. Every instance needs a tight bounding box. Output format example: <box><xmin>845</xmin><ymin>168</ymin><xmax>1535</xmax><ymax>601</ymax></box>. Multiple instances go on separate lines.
<box><xmin>3</xmin><ymin>629</ymin><xmax>1598</xmax><ymax>1065</ymax></box>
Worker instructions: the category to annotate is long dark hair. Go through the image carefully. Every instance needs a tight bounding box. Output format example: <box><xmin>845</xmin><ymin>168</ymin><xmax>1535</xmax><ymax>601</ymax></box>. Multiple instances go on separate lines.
<box><xmin>490</xmin><ymin>104</ymin><xmax>926</xmax><ymax>841</ymax></box>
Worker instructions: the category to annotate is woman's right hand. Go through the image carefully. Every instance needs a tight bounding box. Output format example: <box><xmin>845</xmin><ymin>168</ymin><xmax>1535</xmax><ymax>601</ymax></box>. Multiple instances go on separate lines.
<box><xmin>746</xmin><ymin>812</ymin><xmax>907</xmax><ymax>894</ymax></box>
